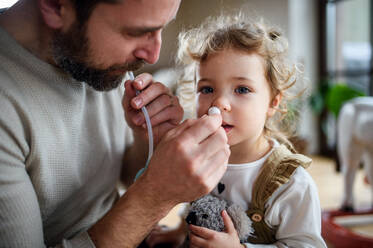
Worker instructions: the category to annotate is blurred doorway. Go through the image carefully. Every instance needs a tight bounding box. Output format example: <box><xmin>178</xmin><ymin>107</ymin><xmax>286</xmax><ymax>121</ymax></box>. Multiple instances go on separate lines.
<box><xmin>318</xmin><ymin>0</ymin><xmax>372</xmax><ymax>164</ymax></box>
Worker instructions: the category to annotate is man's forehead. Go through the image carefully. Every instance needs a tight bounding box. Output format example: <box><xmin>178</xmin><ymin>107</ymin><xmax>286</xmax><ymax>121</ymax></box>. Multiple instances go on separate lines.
<box><xmin>95</xmin><ymin>0</ymin><xmax>180</xmax><ymax>28</ymax></box>
<box><xmin>126</xmin><ymin>0</ymin><xmax>180</xmax><ymax>22</ymax></box>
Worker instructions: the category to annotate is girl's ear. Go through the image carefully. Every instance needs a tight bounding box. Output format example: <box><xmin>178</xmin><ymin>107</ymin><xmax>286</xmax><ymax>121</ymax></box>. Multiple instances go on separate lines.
<box><xmin>267</xmin><ymin>93</ymin><xmax>282</xmax><ymax>117</ymax></box>
<box><xmin>38</xmin><ymin>0</ymin><xmax>71</xmax><ymax>30</ymax></box>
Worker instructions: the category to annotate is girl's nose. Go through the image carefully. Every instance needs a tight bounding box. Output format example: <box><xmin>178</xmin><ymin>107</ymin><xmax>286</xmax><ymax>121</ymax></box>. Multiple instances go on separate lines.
<box><xmin>213</xmin><ymin>95</ymin><xmax>231</xmax><ymax>112</ymax></box>
<box><xmin>133</xmin><ymin>30</ymin><xmax>162</xmax><ymax>65</ymax></box>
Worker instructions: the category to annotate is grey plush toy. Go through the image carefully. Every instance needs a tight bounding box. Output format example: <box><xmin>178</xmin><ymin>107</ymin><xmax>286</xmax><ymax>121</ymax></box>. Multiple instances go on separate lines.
<box><xmin>185</xmin><ymin>194</ymin><xmax>254</xmax><ymax>244</ymax></box>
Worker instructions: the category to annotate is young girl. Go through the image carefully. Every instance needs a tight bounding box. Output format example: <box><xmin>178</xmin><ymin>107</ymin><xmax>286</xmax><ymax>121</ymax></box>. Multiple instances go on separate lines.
<box><xmin>146</xmin><ymin>14</ymin><xmax>326</xmax><ymax>248</ymax></box>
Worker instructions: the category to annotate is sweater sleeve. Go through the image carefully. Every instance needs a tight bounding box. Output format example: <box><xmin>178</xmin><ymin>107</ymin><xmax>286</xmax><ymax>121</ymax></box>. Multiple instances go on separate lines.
<box><xmin>243</xmin><ymin>167</ymin><xmax>327</xmax><ymax>248</ymax></box>
<box><xmin>0</xmin><ymin>91</ymin><xmax>96</xmax><ymax>248</ymax></box>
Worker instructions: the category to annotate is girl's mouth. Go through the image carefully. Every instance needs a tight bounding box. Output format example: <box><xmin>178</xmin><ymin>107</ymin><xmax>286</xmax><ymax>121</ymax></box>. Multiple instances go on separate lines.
<box><xmin>222</xmin><ymin>124</ymin><xmax>233</xmax><ymax>133</ymax></box>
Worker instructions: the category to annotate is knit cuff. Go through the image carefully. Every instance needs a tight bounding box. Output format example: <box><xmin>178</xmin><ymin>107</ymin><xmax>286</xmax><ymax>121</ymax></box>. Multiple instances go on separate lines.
<box><xmin>62</xmin><ymin>231</ymin><xmax>96</xmax><ymax>248</ymax></box>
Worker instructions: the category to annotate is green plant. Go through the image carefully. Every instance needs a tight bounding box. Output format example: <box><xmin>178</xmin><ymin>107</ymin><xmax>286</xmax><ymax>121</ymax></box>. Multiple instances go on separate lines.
<box><xmin>310</xmin><ymin>79</ymin><xmax>366</xmax><ymax>118</ymax></box>
<box><xmin>325</xmin><ymin>84</ymin><xmax>365</xmax><ymax>117</ymax></box>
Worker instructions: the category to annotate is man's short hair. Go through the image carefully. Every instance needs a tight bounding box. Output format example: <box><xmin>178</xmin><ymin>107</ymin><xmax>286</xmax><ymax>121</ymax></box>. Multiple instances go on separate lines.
<box><xmin>71</xmin><ymin>0</ymin><xmax>122</xmax><ymax>24</ymax></box>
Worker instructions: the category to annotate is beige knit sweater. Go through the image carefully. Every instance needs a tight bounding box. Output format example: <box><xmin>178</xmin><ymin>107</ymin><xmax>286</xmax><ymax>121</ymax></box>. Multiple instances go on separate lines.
<box><xmin>0</xmin><ymin>26</ymin><xmax>133</xmax><ymax>247</ymax></box>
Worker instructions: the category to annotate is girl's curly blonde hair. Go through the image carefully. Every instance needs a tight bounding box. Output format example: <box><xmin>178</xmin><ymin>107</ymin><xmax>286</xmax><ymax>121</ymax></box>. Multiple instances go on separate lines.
<box><xmin>176</xmin><ymin>13</ymin><xmax>304</xmax><ymax>152</ymax></box>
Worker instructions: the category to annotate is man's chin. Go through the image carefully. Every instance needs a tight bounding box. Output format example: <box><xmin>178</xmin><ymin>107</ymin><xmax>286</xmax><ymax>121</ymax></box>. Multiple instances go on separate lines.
<box><xmin>85</xmin><ymin>74</ymin><xmax>125</xmax><ymax>92</ymax></box>
<box><xmin>107</xmin><ymin>69</ymin><xmax>128</xmax><ymax>78</ymax></box>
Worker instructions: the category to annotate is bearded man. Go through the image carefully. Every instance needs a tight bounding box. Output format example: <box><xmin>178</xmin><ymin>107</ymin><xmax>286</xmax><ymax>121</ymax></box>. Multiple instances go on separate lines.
<box><xmin>0</xmin><ymin>0</ymin><xmax>230</xmax><ymax>247</ymax></box>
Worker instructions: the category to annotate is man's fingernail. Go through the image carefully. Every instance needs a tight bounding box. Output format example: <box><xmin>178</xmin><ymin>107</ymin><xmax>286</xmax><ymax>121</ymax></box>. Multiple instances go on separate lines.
<box><xmin>133</xmin><ymin>98</ymin><xmax>142</xmax><ymax>108</ymax></box>
<box><xmin>133</xmin><ymin>79</ymin><xmax>143</xmax><ymax>89</ymax></box>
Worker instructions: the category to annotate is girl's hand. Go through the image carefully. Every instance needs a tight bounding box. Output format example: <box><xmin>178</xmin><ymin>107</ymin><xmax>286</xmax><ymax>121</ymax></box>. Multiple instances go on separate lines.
<box><xmin>146</xmin><ymin>224</ymin><xmax>187</xmax><ymax>248</ymax></box>
<box><xmin>189</xmin><ymin>210</ymin><xmax>244</xmax><ymax>248</ymax></box>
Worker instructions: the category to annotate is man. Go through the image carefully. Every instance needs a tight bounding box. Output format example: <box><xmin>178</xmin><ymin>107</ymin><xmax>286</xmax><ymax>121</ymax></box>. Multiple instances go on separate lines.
<box><xmin>0</xmin><ymin>0</ymin><xmax>230</xmax><ymax>247</ymax></box>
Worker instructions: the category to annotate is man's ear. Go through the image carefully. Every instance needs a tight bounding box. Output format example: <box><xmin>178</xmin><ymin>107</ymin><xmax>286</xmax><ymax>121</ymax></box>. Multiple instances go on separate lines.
<box><xmin>267</xmin><ymin>93</ymin><xmax>282</xmax><ymax>117</ymax></box>
<box><xmin>38</xmin><ymin>0</ymin><xmax>71</xmax><ymax>30</ymax></box>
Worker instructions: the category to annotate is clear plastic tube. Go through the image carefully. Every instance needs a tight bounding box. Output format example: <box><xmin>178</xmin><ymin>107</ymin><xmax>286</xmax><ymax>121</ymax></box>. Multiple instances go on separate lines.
<box><xmin>128</xmin><ymin>71</ymin><xmax>153</xmax><ymax>181</ymax></box>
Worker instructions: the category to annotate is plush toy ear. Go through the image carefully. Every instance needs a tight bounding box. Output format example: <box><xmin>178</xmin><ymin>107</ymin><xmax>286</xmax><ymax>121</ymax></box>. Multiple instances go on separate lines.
<box><xmin>227</xmin><ymin>204</ymin><xmax>254</xmax><ymax>242</ymax></box>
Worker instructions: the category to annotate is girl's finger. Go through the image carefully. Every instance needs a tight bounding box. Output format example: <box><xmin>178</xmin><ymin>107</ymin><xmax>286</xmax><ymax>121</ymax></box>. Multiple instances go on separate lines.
<box><xmin>222</xmin><ymin>210</ymin><xmax>235</xmax><ymax>234</ymax></box>
<box><xmin>189</xmin><ymin>224</ymin><xmax>215</xmax><ymax>239</ymax></box>
<box><xmin>189</xmin><ymin>233</ymin><xmax>207</xmax><ymax>247</ymax></box>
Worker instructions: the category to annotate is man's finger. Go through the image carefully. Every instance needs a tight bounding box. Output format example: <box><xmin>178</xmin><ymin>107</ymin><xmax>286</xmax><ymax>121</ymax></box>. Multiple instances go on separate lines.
<box><xmin>179</xmin><ymin>114</ymin><xmax>222</xmax><ymax>144</ymax></box>
<box><xmin>198</xmin><ymin>127</ymin><xmax>228</xmax><ymax>159</ymax></box>
<box><xmin>123</xmin><ymin>80</ymin><xmax>137</xmax><ymax>110</ymax></box>
<box><xmin>143</xmin><ymin>94</ymin><xmax>173</xmax><ymax>118</ymax></box>
<box><xmin>131</xmin><ymin>82</ymin><xmax>171</xmax><ymax>109</ymax></box>
<box><xmin>203</xmin><ymin>151</ymin><xmax>229</xmax><ymax>191</ymax></box>
<box><xmin>130</xmin><ymin>72</ymin><xmax>153</xmax><ymax>91</ymax></box>
<box><xmin>204</xmin><ymin>143</ymin><xmax>229</xmax><ymax>171</ymax></box>
<box><xmin>165</xmin><ymin>118</ymin><xmax>198</xmax><ymax>140</ymax></box>
<box><xmin>147</xmin><ymin>104</ymin><xmax>184</xmax><ymax>127</ymax></box>
<box><xmin>189</xmin><ymin>242</ymin><xmax>200</xmax><ymax>248</ymax></box>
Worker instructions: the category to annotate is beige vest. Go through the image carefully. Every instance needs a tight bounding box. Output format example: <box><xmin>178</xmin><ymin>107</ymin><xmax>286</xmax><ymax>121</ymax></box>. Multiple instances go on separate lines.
<box><xmin>246</xmin><ymin>145</ymin><xmax>312</xmax><ymax>244</ymax></box>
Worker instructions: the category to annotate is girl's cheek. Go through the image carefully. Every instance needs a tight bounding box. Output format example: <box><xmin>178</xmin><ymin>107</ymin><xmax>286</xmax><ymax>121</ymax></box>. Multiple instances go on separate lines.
<box><xmin>196</xmin><ymin>100</ymin><xmax>209</xmax><ymax>118</ymax></box>
<box><xmin>196</xmin><ymin>106</ymin><xmax>206</xmax><ymax>118</ymax></box>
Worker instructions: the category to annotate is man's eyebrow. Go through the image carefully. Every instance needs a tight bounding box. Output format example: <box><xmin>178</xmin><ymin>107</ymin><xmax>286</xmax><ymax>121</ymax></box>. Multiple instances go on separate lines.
<box><xmin>124</xmin><ymin>16</ymin><xmax>177</xmax><ymax>34</ymax></box>
<box><xmin>126</xmin><ymin>25</ymin><xmax>164</xmax><ymax>34</ymax></box>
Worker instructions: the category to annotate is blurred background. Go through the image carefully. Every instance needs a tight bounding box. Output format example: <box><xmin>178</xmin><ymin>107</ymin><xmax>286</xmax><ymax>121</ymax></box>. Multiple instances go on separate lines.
<box><xmin>3</xmin><ymin>0</ymin><xmax>370</xmax><ymax>155</ymax></box>
<box><xmin>2</xmin><ymin>0</ymin><xmax>372</xmax><ymax>246</ymax></box>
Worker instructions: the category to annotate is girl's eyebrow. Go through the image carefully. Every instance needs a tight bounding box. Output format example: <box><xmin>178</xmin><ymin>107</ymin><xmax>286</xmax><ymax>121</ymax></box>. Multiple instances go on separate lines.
<box><xmin>197</xmin><ymin>77</ymin><xmax>211</xmax><ymax>83</ymax></box>
<box><xmin>198</xmin><ymin>76</ymin><xmax>256</xmax><ymax>84</ymax></box>
<box><xmin>231</xmin><ymin>76</ymin><xmax>255</xmax><ymax>83</ymax></box>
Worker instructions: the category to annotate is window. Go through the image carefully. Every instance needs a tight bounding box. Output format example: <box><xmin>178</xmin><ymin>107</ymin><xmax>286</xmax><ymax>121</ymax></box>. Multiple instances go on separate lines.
<box><xmin>0</xmin><ymin>0</ymin><xmax>19</xmax><ymax>9</ymax></box>
<box><xmin>318</xmin><ymin>0</ymin><xmax>372</xmax><ymax>164</ymax></box>
<box><xmin>326</xmin><ymin>0</ymin><xmax>372</xmax><ymax>94</ymax></box>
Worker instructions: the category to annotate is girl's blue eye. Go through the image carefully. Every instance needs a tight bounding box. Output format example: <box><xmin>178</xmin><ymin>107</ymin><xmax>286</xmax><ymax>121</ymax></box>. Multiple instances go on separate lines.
<box><xmin>235</xmin><ymin>86</ymin><xmax>250</xmax><ymax>94</ymax></box>
<box><xmin>200</xmin><ymin>87</ymin><xmax>214</xmax><ymax>94</ymax></box>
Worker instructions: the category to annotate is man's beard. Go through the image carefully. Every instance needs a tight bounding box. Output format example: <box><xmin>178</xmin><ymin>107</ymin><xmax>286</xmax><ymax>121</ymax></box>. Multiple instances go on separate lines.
<box><xmin>51</xmin><ymin>22</ymin><xmax>145</xmax><ymax>91</ymax></box>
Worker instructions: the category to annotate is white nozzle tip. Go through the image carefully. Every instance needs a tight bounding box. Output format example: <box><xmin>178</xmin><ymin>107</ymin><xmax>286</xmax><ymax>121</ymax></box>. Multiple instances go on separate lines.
<box><xmin>128</xmin><ymin>71</ymin><xmax>135</xmax><ymax>80</ymax></box>
<box><xmin>208</xmin><ymin>106</ymin><xmax>221</xmax><ymax>116</ymax></box>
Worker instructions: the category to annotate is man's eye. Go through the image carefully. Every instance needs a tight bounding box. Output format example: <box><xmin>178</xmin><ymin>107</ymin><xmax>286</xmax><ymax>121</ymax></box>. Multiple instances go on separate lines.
<box><xmin>199</xmin><ymin>87</ymin><xmax>214</xmax><ymax>94</ymax></box>
<box><xmin>235</xmin><ymin>86</ymin><xmax>250</xmax><ymax>94</ymax></box>
<box><xmin>128</xmin><ymin>31</ymin><xmax>147</xmax><ymax>37</ymax></box>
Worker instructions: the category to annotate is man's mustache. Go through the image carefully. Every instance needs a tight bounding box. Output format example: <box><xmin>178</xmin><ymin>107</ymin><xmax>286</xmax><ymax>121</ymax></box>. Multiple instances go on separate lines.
<box><xmin>107</xmin><ymin>59</ymin><xmax>146</xmax><ymax>74</ymax></box>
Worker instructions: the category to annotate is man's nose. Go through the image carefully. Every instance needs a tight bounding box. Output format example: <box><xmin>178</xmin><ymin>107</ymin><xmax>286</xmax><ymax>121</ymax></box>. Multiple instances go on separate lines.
<box><xmin>134</xmin><ymin>30</ymin><xmax>162</xmax><ymax>65</ymax></box>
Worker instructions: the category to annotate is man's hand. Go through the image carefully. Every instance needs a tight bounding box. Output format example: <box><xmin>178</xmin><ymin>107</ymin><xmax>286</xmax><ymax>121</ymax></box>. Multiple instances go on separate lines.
<box><xmin>96</xmin><ymin>73</ymin><xmax>229</xmax><ymax>247</ymax></box>
<box><xmin>189</xmin><ymin>210</ymin><xmax>244</xmax><ymax>248</ymax></box>
<box><xmin>136</xmin><ymin>113</ymin><xmax>230</xmax><ymax>205</ymax></box>
<box><xmin>122</xmin><ymin>72</ymin><xmax>184</xmax><ymax>145</ymax></box>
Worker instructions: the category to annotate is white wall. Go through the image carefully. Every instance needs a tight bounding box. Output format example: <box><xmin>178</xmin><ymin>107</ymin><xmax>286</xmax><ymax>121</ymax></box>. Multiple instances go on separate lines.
<box><xmin>288</xmin><ymin>0</ymin><xmax>319</xmax><ymax>153</ymax></box>
<box><xmin>144</xmin><ymin>0</ymin><xmax>290</xmax><ymax>73</ymax></box>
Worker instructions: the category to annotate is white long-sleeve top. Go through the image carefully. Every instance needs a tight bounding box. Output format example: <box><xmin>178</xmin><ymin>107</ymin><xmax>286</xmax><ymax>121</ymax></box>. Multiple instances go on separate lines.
<box><xmin>211</xmin><ymin>142</ymin><xmax>327</xmax><ymax>248</ymax></box>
